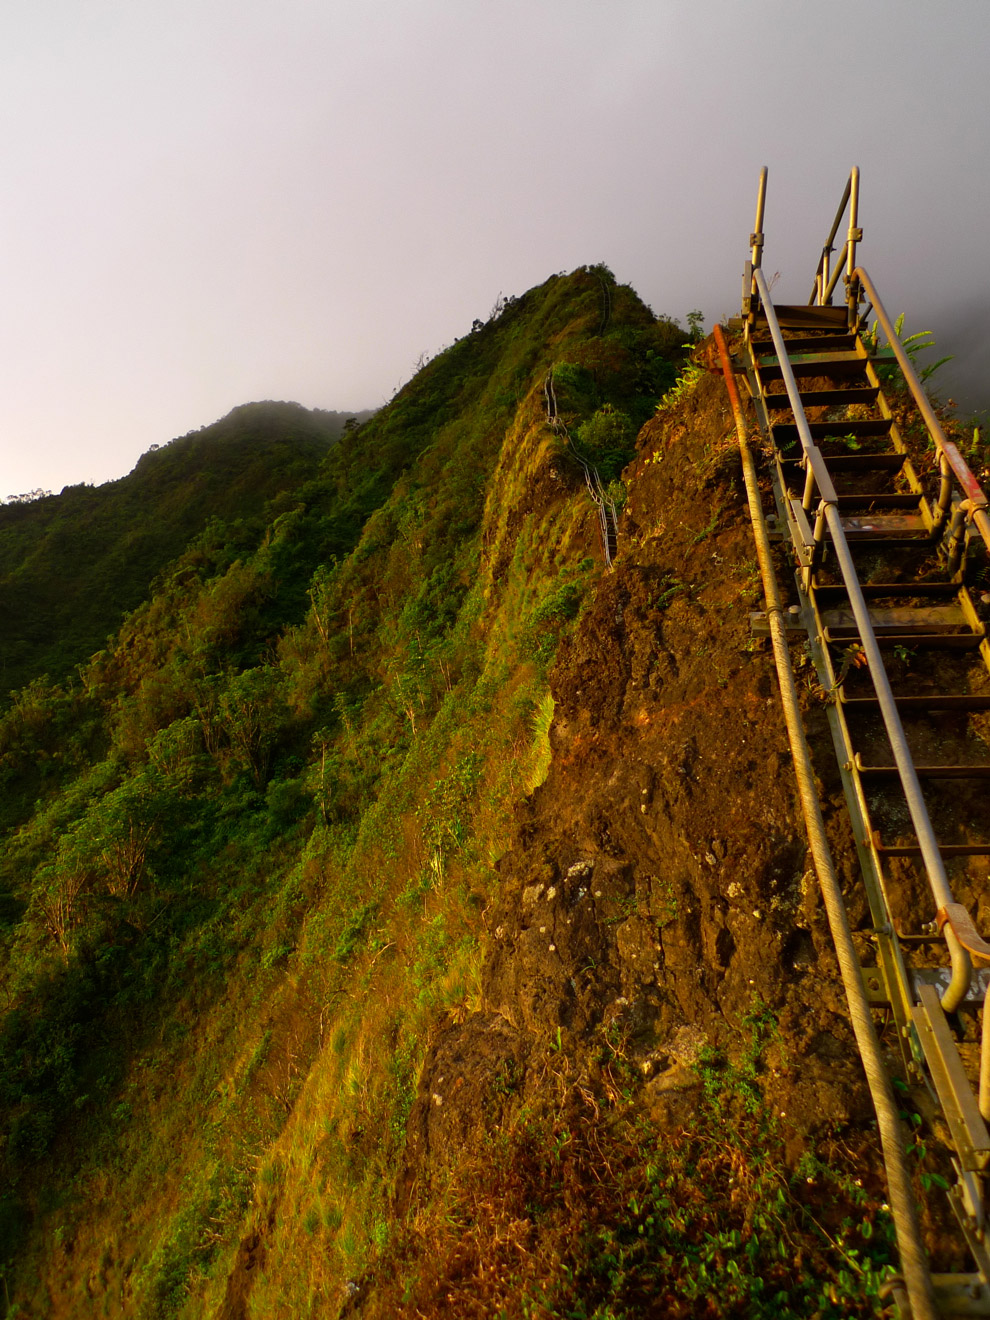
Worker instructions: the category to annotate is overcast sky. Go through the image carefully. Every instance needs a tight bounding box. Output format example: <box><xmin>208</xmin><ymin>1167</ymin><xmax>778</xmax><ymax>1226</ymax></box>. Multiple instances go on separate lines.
<box><xmin>2</xmin><ymin>0</ymin><xmax>988</xmax><ymax>498</ymax></box>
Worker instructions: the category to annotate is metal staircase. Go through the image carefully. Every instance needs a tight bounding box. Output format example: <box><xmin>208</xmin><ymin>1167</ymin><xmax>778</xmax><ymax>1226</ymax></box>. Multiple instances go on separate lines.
<box><xmin>544</xmin><ymin>369</ymin><xmax>620</xmax><ymax>568</ymax></box>
<box><xmin>729</xmin><ymin>167</ymin><xmax>990</xmax><ymax>1317</ymax></box>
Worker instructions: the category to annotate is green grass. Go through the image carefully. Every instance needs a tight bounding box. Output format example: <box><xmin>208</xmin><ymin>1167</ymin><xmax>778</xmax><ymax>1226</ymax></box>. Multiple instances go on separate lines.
<box><xmin>0</xmin><ymin>266</ymin><xmax>691</xmax><ymax>1316</ymax></box>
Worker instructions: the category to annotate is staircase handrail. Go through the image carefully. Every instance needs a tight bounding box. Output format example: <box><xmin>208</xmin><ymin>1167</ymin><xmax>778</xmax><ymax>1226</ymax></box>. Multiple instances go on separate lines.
<box><xmin>544</xmin><ymin>370</ymin><xmax>619</xmax><ymax>568</ymax></box>
<box><xmin>752</xmin><ymin>158</ymin><xmax>990</xmax><ymax>557</ymax></box>
<box><xmin>808</xmin><ymin>167</ymin><xmax>862</xmax><ymax>309</ymax></box>
<box><xmin>754</xmin><ymin>265</ymin><xmax>976</xmax><ymax>1011</ymax></box>
<box><xmin>853</xmin><ymin>265</ymin><xmax>990</xmax><ymax>555</ymax></box>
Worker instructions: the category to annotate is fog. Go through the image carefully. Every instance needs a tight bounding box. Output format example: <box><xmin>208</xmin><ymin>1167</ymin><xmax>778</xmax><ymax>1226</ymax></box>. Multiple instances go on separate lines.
<box><xmin>1</xmin><ymin>0</ymin><xmax>987</xmax><ymax>497</ymax></box>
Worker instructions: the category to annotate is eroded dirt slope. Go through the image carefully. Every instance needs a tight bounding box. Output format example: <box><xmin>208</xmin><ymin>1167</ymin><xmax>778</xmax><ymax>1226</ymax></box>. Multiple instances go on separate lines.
<box><xmin>359</xmin><ymin>371</ymin><xmax>892</xmax><ymax>1315</ymax></box>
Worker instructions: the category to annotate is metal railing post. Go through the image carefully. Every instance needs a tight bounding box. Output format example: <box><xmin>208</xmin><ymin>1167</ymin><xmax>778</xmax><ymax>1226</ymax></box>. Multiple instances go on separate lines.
<box><xmin>809</xmin><ymin>171</ymin><xmax>853</xmax><ymax>305</ymax></box>
<box><xmin>845</xmin><ymin>167</ymin><xmax>862</xmax><ymax>327</ymax></box>
<box><xmin>751</xmin><ymin>166</ymin><xmax>767</xmax><ymax>272</ymax></box>
<box><xmin>846</xmin><ymin>166</ymin><xmax>861</xmax><ymax>283</ymax></box>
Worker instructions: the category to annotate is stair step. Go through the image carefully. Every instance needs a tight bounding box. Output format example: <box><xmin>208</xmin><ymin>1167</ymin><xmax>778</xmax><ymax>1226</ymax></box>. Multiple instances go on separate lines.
<box><xmin>787</xmin><ymin>503</ymin><xmax>933</xmax><ymax>552</ymax></box>
<box><xmin>838</xmin><ymin>513</ymin><xmax>927</xmax><ymax>536</ymax></box>
<box><xmin>772</xmin><ymin>419</ymin><xmax>892</xmax><ymax>444</ymax></box>
<box><xmin>753</xmin><ymin>334</ymin><xmax>857</xmax><ymax>355</ymax></box>
<box><xmin>833</xmin><ymin>635</ymin><xmax>984</xmax><ymax>652</ymax></box>
<box><xmin>818</xmin><ymin>584</ymin><xmax>957</xmax><ymax>602</ymax></box>
<box><xmin>877</xmin><ymin>843</ymin><xmax>990</xmax><ymax>858</ymax></box>
<box><xmin>837</xmin><ymin>537</ymin><xmax>940</xmax><ymax>550</ymax></box>
<box><xmin>828</xmin><ymin>632</ymin><xmax>984</xmax><ymax>652</ymax></box>
<box><xmin>834</xmin><ymin>494</ymin><xmax>923</xmax><ymax>511</ymax></box>
<box><xmin>805</xmin><ymin>453</ymin><xmax>906</xmax><ymax>473</ymax></box>
<box><xmin>823</xmin><ymin>604</ymin><xmax>970</xmax><ymax>634</ymax></box>
<box><xmin>759</xmin><ymin>354</ymin><xmax>869</xmax><ymax>381</ymax></box>
<box><xmin>765</xmin><ymin>386</ymin><xmax>879</xmax><ymax>411</ymax></box>
<box><xmin>815</xmin><ymin>581</ymin><xmax>960</xmax><ymax>603</ymax></box>
<box><xmin>840</xmin><ymin>694</ymin><xmax>990</xmax><ymax>712</ymax></box>
<box><xmin>759</xmin><ymin>349</ymin><xmax>862</xmax><ymax>367</ymax></box>
<box><xmin>753</xmin><ymin>304</ymin><xmax>850</xmax><ymax>330</ymax></box>
<box><xmin>856</xmin><ymin>760</ymin><xmax>990</xmax><ymax>781</ymax></box>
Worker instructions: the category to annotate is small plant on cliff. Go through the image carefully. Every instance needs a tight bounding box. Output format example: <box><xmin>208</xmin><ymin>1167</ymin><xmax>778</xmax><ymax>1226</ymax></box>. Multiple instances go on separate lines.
<box><xmin>656</xmin><ymin>355</ymin><xmax>705</xmax><ymax>412</ymax></box>
<box><xmin>528</xmin><ymin>577</ymin><xmax>588</xmax><ymax>665</ymax></box>
<box><xmin>377</xmin><ymin>1039</ymin><xmax>896</xmax><ymax>1318</ymax></box>
<box><xmin>686</xmin><ymin>309</ymin><xmax>705</xmax><ymax>341</ymax></box>
<box><xmin>866</xmin><ymin>312</ymin><xmax>953</xmax><ymax>387</ymax></box>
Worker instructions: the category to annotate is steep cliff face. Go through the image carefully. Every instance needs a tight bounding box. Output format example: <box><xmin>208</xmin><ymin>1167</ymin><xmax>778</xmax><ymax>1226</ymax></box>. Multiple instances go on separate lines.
<box><xmin>488</xmin><ymin>373</ymin><xmax>869</xmax><ymax>1132</ymax></box>
<box><xmin>362</xmin><ymin>373</ymin><xmax>896</xmax><ymax>1317</ymax></box>
<box><xmin>0</xmin><ymin>269</ymin><xmax>696</xmax><ymax>1318</ymax></box>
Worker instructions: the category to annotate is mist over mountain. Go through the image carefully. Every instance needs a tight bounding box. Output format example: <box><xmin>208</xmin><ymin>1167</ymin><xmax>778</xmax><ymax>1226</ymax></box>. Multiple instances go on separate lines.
<box><xmin>932</xmin><ymin>301</ymin><xmax>990</xmax><ymax>419</ymax></box>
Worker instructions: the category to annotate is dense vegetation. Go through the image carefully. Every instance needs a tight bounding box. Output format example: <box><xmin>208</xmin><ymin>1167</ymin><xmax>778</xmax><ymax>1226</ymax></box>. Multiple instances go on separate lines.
<box><xmin>0</xmin><ymin>269</ymin><xmax>690</xmax><ymax>1315</ymax></box>
<box><xmin>0</xmin><ymin>403</ymin><xmax>373</xmax><ymax>701</ymax></box>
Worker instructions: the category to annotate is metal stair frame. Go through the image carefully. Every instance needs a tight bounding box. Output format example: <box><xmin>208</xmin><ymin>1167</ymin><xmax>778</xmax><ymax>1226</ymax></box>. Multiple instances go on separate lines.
<box><xmin>737</xmin><ymin>169</ymin><xmax>990</xmax><ymax>1313</ymax></box>
<box><xmin>752</xmin><ymin>265</ymin><xmax>983</xmax><ymax>1015</ymax></box>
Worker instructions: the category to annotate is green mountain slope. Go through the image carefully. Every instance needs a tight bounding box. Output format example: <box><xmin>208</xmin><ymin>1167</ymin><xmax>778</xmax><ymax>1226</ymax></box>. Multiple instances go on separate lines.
<box><xmin>0</xmin><ymin>268</ymin><xmax>694</xmax><ymax>1316</ymax></box>
<box><xmin>0</xmin><ymin>403</ymin><xmax>373</xmax><ymax>701</ymax></box>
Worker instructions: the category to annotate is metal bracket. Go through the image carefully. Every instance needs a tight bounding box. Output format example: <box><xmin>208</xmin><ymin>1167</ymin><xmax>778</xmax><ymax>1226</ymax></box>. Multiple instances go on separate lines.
<box><xmin>742</xmin><ymin>260</ymin><xmax>754</xmax><ymax>316</ymax></box>
<box><xmin>749</xmin><ymin>607</ymin><xmax>806</xmax><ymax>637</ymax></box>
<box><xmin>931</xmin><ymin>1272</ymin><xmax>990</xmax><ymax>1314</ymax></box>
<box><xmin>861</xmin><ymin>965</ymin><xmax>888</xmax><ymax>1005</ymax></box>
<box><xmin>947</xmin><ymin>1169</ymin><xmax>990</xmax><ymax>1288</ymax></box>
<box><xmin>787</xmin><ymin>498</ymin><xmax>815</xmax><ymax>566</ymax></box>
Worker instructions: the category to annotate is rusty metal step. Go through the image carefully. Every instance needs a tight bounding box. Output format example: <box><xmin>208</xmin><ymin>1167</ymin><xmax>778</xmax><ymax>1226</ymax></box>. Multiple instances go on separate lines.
<box><xmin>772</xmin><ymin>418</ymin><xmax>892</xmax><ymax>445</ymax></box>
<box><xmin>787</xmin><ymin>501</ymin><xmax>933</xmax><ymax>557</ymax></box>
<box><xmin>809</xmin><ymin>453</ymin><xmax>906</xmax><ymax>473</ymax></box>
<box><xmin>752</xmin><ymin>304</ymin><xmax>850</xmax><ymax>330</ymax></box>
<box><xmin>830</xmin><ymin>634</ymin><xmax>984</xmax><ymax>652</ymax></box>
<box><xmin>829</xmin><ymin>634</ymin><xmax>984</xmax><ymax>652</ymax></box>
<box><xmin>813</xmin><ymin>583</ymin><xmax>960</xmax><ymax>604</ymax></box>
<box><xmin>838</xmin><ymin>511</ymin><xmax>926</xmax><ymax>535</ymax></box>
<box><xmin>764</xmin><ymin>386</ymin><xmax>880</xmax><ymax>411</ymax></box>
<box><xmin>877</xmin><ymin>842</ymin><xmax>990</xmax><ymax>858</ymax></box>
<box><xmin>758</xmin><ymin>353</ymin><xmax>869</xmax><ymax>381</ymax></box>
<box><xmin>815</xmin><ymin>582</ymin><xmax>959</xmax><ymax>602</ymax></box>
<box><xmin>752</xmin><ymin>333</ymin><xmax>857</xmax><ymax>355</ymax></box>
<box><xmin>822</xmin><ymin>605</ymin><xmax>980</xmax><ymax>645</ymax></box>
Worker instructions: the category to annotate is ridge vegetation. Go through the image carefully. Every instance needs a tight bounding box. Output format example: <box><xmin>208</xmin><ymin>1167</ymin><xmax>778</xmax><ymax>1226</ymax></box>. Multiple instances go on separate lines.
<box><xmin>0</xmin><ymin>269</ymin><xmax>687</xmax><ymax>1316</ymax></box>
<box><xmin>0</xmin><ymin>403</ymin><xmax>373</xmax><ymax>702</ymax></box>
<box><xmin>2</xmin><ymin>265</ymin><xmax>924</xmax><ymax>1318</ymax></box>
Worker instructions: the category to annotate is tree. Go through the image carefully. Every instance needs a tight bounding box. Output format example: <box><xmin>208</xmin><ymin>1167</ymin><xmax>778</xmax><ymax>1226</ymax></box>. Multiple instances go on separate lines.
<box><xmin>217</xmin><ymin>666</ymin><xmax>286</xmax><ymax>787</ymax></box>
<box><xmin>33</xmin><ymin>861</ymin><xmax>92</xmax><ymax>960</ymax></box>
<box><xmin>573</xmin><ymin>404</ymin><xmax>636</xmax><ymax>481</ymax></box>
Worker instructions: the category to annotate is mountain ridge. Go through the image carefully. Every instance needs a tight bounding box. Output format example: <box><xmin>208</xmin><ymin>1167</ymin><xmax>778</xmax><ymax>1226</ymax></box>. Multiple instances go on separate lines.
<box><xmin>0</xmin><ymin>401</ymin><xmax>376</xmax><ymax>703</ymax></box>
<box><xmin>0</xmin><ymin>267</ymin><xmax>915</xmax><ymax>1317</ymax></box>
